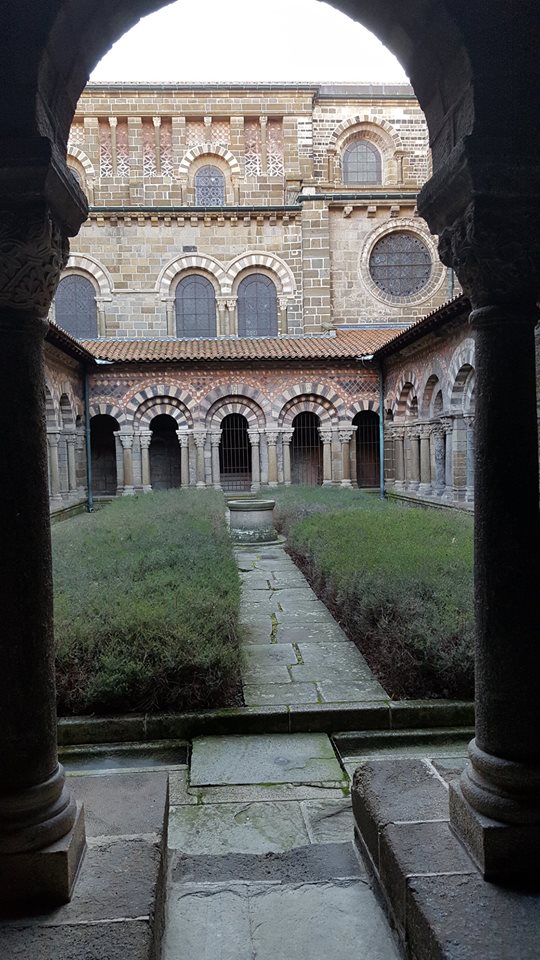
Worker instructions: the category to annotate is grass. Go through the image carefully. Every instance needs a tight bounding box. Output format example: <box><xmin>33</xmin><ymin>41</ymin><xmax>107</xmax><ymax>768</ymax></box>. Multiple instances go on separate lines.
<box><xmin>267</xmin><ymin>486</ymin><xmax>474</xmax><ymax>699</ymax></box>
<box><xmin>52</xmin><ymin>489</ymin><xmax>242</xmax><ymax>715</ymax></box>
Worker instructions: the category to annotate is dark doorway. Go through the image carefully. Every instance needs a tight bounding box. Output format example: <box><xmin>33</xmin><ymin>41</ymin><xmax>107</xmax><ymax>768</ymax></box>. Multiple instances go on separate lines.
<box><xmin>291</xmin><ymin>412</ymin><xmax>322</xmax><ymax>485</ymax></box>
<box><xmin>150</xmin><ymin>414</ymin><xmax>181</xmax><ymax>490</ymax></box>
<box><xmin>219</xmin><ymin>414</ymin><xmax>251</xmax><ymax>491</ymax></box>
<box><xmin>354</xmin><ymin>410</ymin><xmax>380</xmax><ymax>487</ymax></box>
<box><xmin>90</xmin><ymin>414</ymin><xmax>118</xmax><ymax>495</ymax></box>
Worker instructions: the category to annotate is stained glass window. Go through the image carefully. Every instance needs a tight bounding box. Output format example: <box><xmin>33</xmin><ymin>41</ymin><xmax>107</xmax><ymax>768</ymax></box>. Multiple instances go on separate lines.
<box><xmin>55</xmin><ymin>275</ymin><xmax>98</xmax><ymax>338</ymax></box>
<box><xmin>343</xmin><ymin>140</ymin><xmax>381</xmax><ymax>184</ymax></box>
<box><xmin>175</xmin><ymin>276</ymin><xmax>217</xmax><ymax>338</ymax></box>
<box><xmin>369</xmin><ymin>232</ymin><xmax>432</xmax><ymax>298</ymax></box>
<box><xmin>194</xmin><ymin>165</ymin><xmax>225</xmax><ymax>205</ymax></box>
<box><xmin>237</xmin><ymin>275</ymin><xmax>278</xmax><ymax>337</ymax></box>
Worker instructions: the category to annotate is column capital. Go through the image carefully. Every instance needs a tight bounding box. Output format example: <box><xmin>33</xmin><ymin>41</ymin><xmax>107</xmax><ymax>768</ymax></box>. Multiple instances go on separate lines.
<box><xmin>440</xmin><ymin>416</ymin><xmax>454</xmax><ymax>434</ymax></box>
<box><xmin>0</xmin><ymin>207</ymin><xmax>70</xmax><ymax>316</ymax></box>
<box><xmin>193</xmin><ymin>430</ymin><xmax>207</xmax><ymax>448</ymax></box>
<box><xmin>430</xmin><ymin>422</ymin><xmax>445</xmax><ymax>439</ymax></box>
<box><xmin>108</xmin><ymin>116</ymin><xmax>118</xmax><ymax>127</ymax></box>
<box><xmin>152</xmin><ymin>116</ymin><xmax>162</xmax><ymax>128</ymax></box>
<box><xmin>116</xmin><ymin>432</ymin><xmax>134</xmax><ymax>449</ymax></box>
<box><xmin>176</xmin><ymin>429</ymin><xmax>190</xmax><ymax>448</ymax></box>
<box><xmin>408</xmin><ymin>427</ymin><xmax>421</xmax><ymax>441</ymax></box>
<box><xmin>216</xmin><ymin>296</ymin><xmax>228</xmax><ymax>310</ymax></box>
<box><xmin>139</xmin><ymin>433</ymin><xmax>152</xmax><ymax>449</ymax></box>
<box><xmin>46</xmin><ymin>430</ymin><xmax>60</xmax><ymax>447</ymax></box>
<box><xmin>259</xmin><ymin>115</ymin><xmax>268</xmax><ymax>127</ymax></box>
<box><xmin>277</xmin><ymin>295</ymin><xmax>289</xmax><ymax>311</ymax></box>
<box><xmin>265</xmin><ymin>429</ymin><xmax>280</xmax><ymax>445</ymax></box>
<box><xmin>281</xmin><ymin>428</ymin><xmax>294</xmax><ymax>445</ymax></box>
<box><xmin>338</xmin><ymin>428</ymin><xmax>355</xmax><ymax>443</ymax></box>
<box><xmin>226</xmin><ymin>297</ymin><xmax>237</xmax><ymax>311</ymax></box>
<box><xmin>247</xmin><ymin>428</ymin><xmax>260</xmax><ymax>445</ymax></box>
<box><xmin>64</xmin><ymin>433</ymin><xmax>77</xmax><ymax>446</ymax></box>
<box><xmin>210</xmin><ymin>430</ymin><xmax>222</xmax><ymax>446</ymax></box>
<box><xmin>319</xmin><ymin>428</ymin><xmax>333</xmax><ymax>444</ymax></box>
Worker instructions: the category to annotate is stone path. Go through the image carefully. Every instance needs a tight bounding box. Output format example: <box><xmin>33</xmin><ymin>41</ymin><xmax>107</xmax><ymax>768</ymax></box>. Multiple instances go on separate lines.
<box><xmin>162</xmin><ymin>549</ymin><xmax>402</xmax><ymax>959</ymax></box>
<box><xmin>236</xmin><ymin>543</ymin><xmax>389</xmax><ymax>707</ymax></box>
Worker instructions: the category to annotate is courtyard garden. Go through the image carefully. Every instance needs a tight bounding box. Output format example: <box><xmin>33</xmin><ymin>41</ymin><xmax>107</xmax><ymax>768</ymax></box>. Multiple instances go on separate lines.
<box><xmin>52</xmin><ymin>489</ymin><xmax>242</xmax><ymax>715</ymax></box>
<box><xmin>269</xmin><ymin>486</ymin><xmax>474</xmax><ymax>700</ymax></box>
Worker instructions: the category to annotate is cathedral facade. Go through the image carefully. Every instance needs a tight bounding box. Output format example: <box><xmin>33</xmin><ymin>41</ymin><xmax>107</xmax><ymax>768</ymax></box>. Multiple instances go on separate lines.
<box><xmin>44</xmin><ymin>82</ymin><xmax>478</xmax><ymax>509</ymax></box>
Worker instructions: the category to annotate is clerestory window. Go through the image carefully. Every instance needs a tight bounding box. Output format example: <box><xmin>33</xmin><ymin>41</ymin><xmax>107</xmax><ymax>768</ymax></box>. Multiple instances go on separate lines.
<box><xmin>342</xmin><ymin>140</ymin><xmax>382</xmax><ymax>184</ymax></box>
<box><xmin>55</xmin><ymin>275</ymin><xmax>98</xmax><ymax>339</ymax></box>
<box><xmin>194</xmin><ymin>165</ymin><xmax>225</xmax><ymax>205</ymax></box>
<box><xmin>237</xmin><ymin>274</ymin><xmax>278</xmax><ymax>337</ymax></box>
<box><xmin>175</xmin><ymin>275</ymin><xmax>217</xmax><ymax>338</ymax></box>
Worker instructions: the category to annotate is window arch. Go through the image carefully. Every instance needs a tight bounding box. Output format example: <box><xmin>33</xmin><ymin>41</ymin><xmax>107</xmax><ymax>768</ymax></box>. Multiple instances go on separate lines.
<box><xmin>237</xmin><ymin>274</ymin><xmax>278</xmax><ymax>337</ymax></box>
<box><xmin>175</xmin><ymin>275</ymin><xmax>217</xmax><ymax>338</ymax></box>
<box><xmin>194</xmin><ymin>165</ymin><xmax>225</xmax><ymax>205</ymax></box>
<box><xmin>54</xmin><ymin>274</ymin><xmax>97</xmax><ymax>338</ymax></box>
<box><xmin>342</xmin><ymin>140</ymin><xmax>382</xmax><ymax>184</ymax></box>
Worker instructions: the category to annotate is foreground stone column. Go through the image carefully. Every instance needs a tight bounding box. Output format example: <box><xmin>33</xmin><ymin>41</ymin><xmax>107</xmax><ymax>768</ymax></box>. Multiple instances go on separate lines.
<box><xmin>46</xmin><ymin>431</ymin><xmax>63</xmax><ymax>507</ymax></box>
<box><xmin>265</xmin><ymin>429</ymin><xmax>279</xmax><ymax>487</ymax></box>
<box><xmin>281</xmin><ymin>429</ymin><xmax>294</xmax><ymax>486</ymax></box>
<box><xmin>248</xmin><ymin>428</ymin><xmax>261</xmax><ymax>491</ymax></box>
<box><xmin>193</xmin><ymin>430</ymin><xmax>207</xmax><ymax>487</ymax></box>
<box><xmin>319</xmin><ymin>428</ymin><xmax>333</xmax><ymax>485</ymax></box>
<box><xmin>210</xmin><ymin>430</ymin><xmax>222</xmax><ymax>490</ymax></box>
<box><xmin>418</xmin><ymin>425</ymin><xmax>432</xmax><ymax>496</ymax></box>
<box><xmin>449</xmin><ymin>304</ymin><xmax>540</xmax><ymax>881</ymax></box>
<box><xmin>176</xmin><ymin>430</ymin><xmax>190</xmax><ymax>487</ymax></box>
<box><xmin>0</xmin><ymin>202</ymin><xmax>85</xmax><ymax>905</ymax></box>
<box><xmin>139</xmin><ymin>430</ymin><xmax>152</xmax><ymax>492</ymax></box>
<box><xmin>338</xmin><ymin>427</ymin><xmax>354</xmax><ymax>487</ymax></box>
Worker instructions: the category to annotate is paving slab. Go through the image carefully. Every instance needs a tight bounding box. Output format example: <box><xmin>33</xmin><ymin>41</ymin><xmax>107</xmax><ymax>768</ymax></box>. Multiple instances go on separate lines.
<box><xmin>274</xmin><ymin>608</ymin><xmax>338</xmax><ymax>625</ymax></box>
<box><xmin>168</xmin><ymin>801</ymin><xmax>310</xmax><ymax>854</ymax></box>
<box><xmin>243</xmin><ymin>682</ymin><xmax>319</xmax><ymax>705</ymax></box>
<box><xmin>163</xmin><ymin>880</ymin><xmax>399</xmax><ymax>960</ymax></box>
<box><xmin>277</xmin><ymin>623</ymin><xmax>349</xmax><ymax>644</ymax></box>
<box><xmin>0</xmin><ymin>920</ymin><xmax>153</xmax><ymax>960</ymax></box>
<box><xmin>70</xmin><ymin>772</ymin><xmax>168</xmax><ymax>837</ymax></box>
<box><xmin>302</xmin><ymin>799</ymin><xmax>355</xmax><ymax>844</ymax></box>
<box><xmin>188</xmin><ymin>782</ymin><xmax>348</xmax><ymax>803</ymax></box>
<box><xmin>190</xmin><ymin>733</ymin><xmax>344</xmax><ymax>786</ymax></box>
<box><xmin>270</xmin><ymin>587</ymin><xmax>319</xmax><ymax>603</ymax></box>
<box><xmin>317</xmin><ymin>679</ymin><xmax>388</xmax><ymax>702</ymax></box>
<box><xmin>171</xmin><ymin>841</ymin><xmax>363</xmax><ymax>883</ymax></box>
<box><xmin>243</xmin><ymin>644</ymin><xmax>298</xmax><ymax>668</ymax></box>
<box><xmin>242</xmin><ymin>664</ymin><xmax>292</xmax><ymax>684</ymax></box>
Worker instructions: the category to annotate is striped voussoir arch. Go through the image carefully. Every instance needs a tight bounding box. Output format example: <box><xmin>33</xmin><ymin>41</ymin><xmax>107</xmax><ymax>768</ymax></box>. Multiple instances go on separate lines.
<box><xmin>207</xmin><ymin>398</ymin><xmax>263</xmax><ymax>429</ymax></box>
<box><xmin>275</xmin><ymin>383</ymin><xmax>345</xmax><ymax>425</ymax></box>
<box><xmin>126</xmin><ymin>385</ymin><xmax>196</xmax><ymax>428</ymax></box>
<box><xmin>393</xmin><ymin>372</ymin><xmax>420</xmax><ymax>419</ymax></box>
<box><xmin>64</xmin><ymin>254</ymin><xmax>112</xmax><ymax>297</ymax></box>
<box><xmin>347</xmin><ymin>398</ymin><xmax>380</xmax><ymax>420</ymax></box>
<box><xmin>447</xmin><ymin>338</ymin><xmax>475</xmax><ymax>410</ymax></box>
<box><xmin>67</xmin><ymin>146</ymin><xmax>96</xmax><ymax>179</ymax></box>
<box><xmin>88</xmin><ymin>402</ymin><xmax>126</xmax><ymax>426</ymax></box>
<box><xmin>178</xmin><ymin>144</ymin><xmax>241</xmax><ymax>178</ymax></box>
<box><xmin>157</xmin><ymin>253</ymin><xmax>228</xmax><ymax>297</ymax></box>
<box><xmin>225</xmin><ymin>252</ymin><xmax>296</xmax><ymax>296</ymax></box>
<box><xmin>200</xmin><ymin>384</ymin><xmax>269</xmax><ymax>426</ymax></box>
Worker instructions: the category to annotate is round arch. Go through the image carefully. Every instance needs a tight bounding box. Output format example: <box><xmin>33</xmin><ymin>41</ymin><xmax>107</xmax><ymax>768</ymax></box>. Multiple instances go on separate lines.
<box><xmin>330</xmin><ymin>116</ymin><xmax>404</xmax><ymax>154</ymax></box>
<box><xmin>88</xmin><ymin>401</ymin><xmax>126</xmax><ymax>427</ymax></box>
<box><xmin>279</xmin><ymin>395</ymin><xmax>339</xmax><ymax>428</ymax></box>
<box><xmin>275</xmin><ymin>382</ymin><xmax>345</xmax><ymax>424</ymax></box>
<box><xmin>393</xmin><ymin>373</ymin><xmax>421</xmax><ymax>420</ymax></box>
<box><xmin>447</xmin><ymin>339</ymin><xmax>475</xmax><ymax>406</ymax></box>
<box><xmin>200</xmin><ymin>384</ymin><xmax>270</xmax><ymax>426</ymax></box>
<box><xmin>226</xmin><ymin>251</ymin><xmax>296</xmax><ymax>297</ymax></box>
<box><xmin>346</xmin><ymin>398</ymin><xmax>380</xmax><ymax>420</ymax></box>
<box><xmin>206</xmin><ymin>396</ymin><xmax>265</xmax><ymax>430</ymax></box>
<box><xmin>124</xmin><ymin>384</ymin><xmax>196</xmax><ymax>426</ymax></box>
<box><xmin>157</xmin><ymin>253</ymin><xmax>227</xmax><ymax>298</ymax></box>
<box><xmin>67</xmin><ymin>146</ymin><xmax>95</xmax><ymax>180</ymax></box>
<box><xmin>178</xmin><ymin>144</ymin><xmax>241</xmax><ymax>178</ymax></box>
<box><xmin>63</xmin><ymin>255</ymin><xmax>113</xmax><ymax>298</ymax></box>
<box><xmin>134</xmin><ymin>396</ymin><xmax>192</xmax><ymax>430</ymax></box>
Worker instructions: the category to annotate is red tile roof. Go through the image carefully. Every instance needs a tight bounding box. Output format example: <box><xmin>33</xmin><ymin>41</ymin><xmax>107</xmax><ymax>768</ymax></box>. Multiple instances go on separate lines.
<box><xmin>81</xmin><ymin>328</ymin><xmax>398</xmax><ymax>363</ymax></box>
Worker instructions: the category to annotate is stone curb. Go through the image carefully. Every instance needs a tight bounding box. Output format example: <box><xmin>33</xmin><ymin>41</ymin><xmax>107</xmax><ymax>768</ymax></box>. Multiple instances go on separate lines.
<box><xmin>57</xmin><ymin>699</ymin><xmax>474</xmax><ymax>746</ymax></box>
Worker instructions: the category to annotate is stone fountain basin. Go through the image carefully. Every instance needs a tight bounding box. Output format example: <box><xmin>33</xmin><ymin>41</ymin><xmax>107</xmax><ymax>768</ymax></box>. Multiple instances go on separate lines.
<box><xmin>227</xmin><ymin>499</ymin><xmax>277</xmax><ymax>543</ymax></box>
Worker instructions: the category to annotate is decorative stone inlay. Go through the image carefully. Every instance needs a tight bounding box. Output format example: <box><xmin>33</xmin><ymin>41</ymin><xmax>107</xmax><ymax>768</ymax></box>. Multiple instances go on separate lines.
<box><xmin>0</xmin><ymin>210</ymin><xmax>69</xmax><ymax>315</ymax></box>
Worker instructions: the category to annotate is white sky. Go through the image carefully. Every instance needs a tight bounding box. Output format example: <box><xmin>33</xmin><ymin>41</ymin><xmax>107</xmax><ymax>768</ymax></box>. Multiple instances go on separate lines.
<box><xmin>90</xmin><ymin>0</ymin><xmax>408</xmax><ymax>84</ymax></box>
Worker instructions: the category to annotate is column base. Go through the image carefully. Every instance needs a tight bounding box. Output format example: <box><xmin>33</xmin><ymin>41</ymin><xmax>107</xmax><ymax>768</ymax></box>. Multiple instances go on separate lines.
<box><xmin>393</xmin><ymin>481</ymin><xmax>405</xmax><ymax>491</ymax></box>
<box><xmin>418</xmin><ymin>483</ymin><xmax>433</xmax><ymax>496</ymax></box>
<box><xmin>213</xmin><ymin>484</ymin><xmax>222</xmax><ymax>491</ymax></box>
<box><xmin>142</xmin><ymin>485</ymin><xmax>152</xmax><ymax>493</ymax></box>
<box><xmin>322</xmin><ymin>480</ymin><xmax>333</xmax><ymax>486</ymax></box>
<box><xmin>121</xmin><ymin>486</ymin><xmax>135</xmax><ymax>496</ymax></box>
<box><xmin>196</xmin><ymin>481</ymin><xmax>206</xmax><ymax>488</ymax></box>
<box><xmin>0</xmin><ymin>802</ymin><xmax>86</xmax><ymax>907</ymax></box>
<box><xmin>408</xmin><ymin>481</ymin><xmax>420</xmax><ymax>491</ymax></box>
<box><xmin>251</xmin><ymin>483</ymin><xmax>261</xmax><ymax>492</ymax></box>
<box><xmin>340</xmin><ymin>479</ymin><xmax>353</xmax><ymax>488</ymax></box>
<box><xmin>268</xmin><ymin>481</ymin><xmax>278</xmax><ymax>488</ymax></box>
<box><xmin>449</xmin><ymin>781</ymin><xmax>540</xmax><ymax>883</ymax></box>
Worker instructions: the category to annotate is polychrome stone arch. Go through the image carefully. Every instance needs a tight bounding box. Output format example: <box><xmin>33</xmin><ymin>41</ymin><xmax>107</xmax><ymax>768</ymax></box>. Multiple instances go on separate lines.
<box><xmin>63</xmin><ymin>254</ymin><xmax>113</xmax><ymax>298</ymax></box>
<box><xmin>157</xmin><ymin>254</ymin><xmax>227</xmax><ymax>297</ymax></box>
<box><xmin>392</xmin><ymin>372</ymin><xmax>421</xmax><ymax>420</ymax></box>
<box><xmin>135</xmin><ymin>396</ymin><xmax>192</xmax><ymax>430</ymax></box>
<box><xmin>329</xmin><ymin>115</ymin><xmax>404</xmax><ymax>154</ymax></box>
<box><xmin>88</xmin><ymin>402</ymin><xmax>125</xmax><ymax>426</ymax></box>
<box><xmin>178</xmin><ymin>144</ymin><xmax>241</xmax><ymax>178</ymax></box>
<box><xmin>418</xmin><ymin>360</ymin><xmax>446</xmax><ymax>417</ymax></box>
<box><xmin>278</xmin><ymin>394</ymin><xmax>340</xmax><ymax>427</ymax></box>
<box><xmin>447</xmin><ymin>339</ymin><xmax>475</xmax><ymax>407</ymax></box>
<box><xmin>125</xmin><ymin>384</ymin><xmax>196</xmax><ymax>425</ymax></box>
<box><xmin>67</xmin><ymin>146</ymin><xmax>95</xmax><ymax>179</ymax></box>
<box><xmin>200</xmin><ymin>384</ymin><xmax>270</xmax><ymax>426</ymax></box>
<box><xmin>225</xmin><ymin>251</ymin><xmax>296</xmax><ymax>297</ymax></box>
<box><xmin>275</xmin><ymin>383</ymin><xmax>345</xmax><ymax>424</ymax></box>
<box><xmin>206</xmin><ymin>397</ymin><xmax>263</xmax><ymax>430</ymax></box>
<box><xmin>346</xmin><ymin>398</ymin><xmax>380</xmax><ymax>420</ymax></box>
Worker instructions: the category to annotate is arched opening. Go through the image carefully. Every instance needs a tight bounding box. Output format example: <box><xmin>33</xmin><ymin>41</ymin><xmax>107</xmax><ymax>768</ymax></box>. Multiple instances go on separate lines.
<box><xmin>237</xmin><ymin>274</ymin><xmax>278</xmax><ymax>337</ymax></box>
<box><xmin>149</xmin><ymin>414</ymin><xmax>181</xmax><ymax>489</ymax></box>
<box><xmin>354</xmin><ymin>410</ymin><xmax>380</xmax><ymax>488</ymax></box>
<box><xmin>90</xmin><ymin>414</ymin><xmax>118</xmax><ymax>495</ymax></box>
<box><xmin>291</xmin><ymin>412</ymin><xmax>322</xmax><ymax>485</ymax></box>
<box><xmin>54</xmin><ymin>274</ymin><xmax>98</xmax><ymax>339</ymax></box>
<box><xmin>194</xmin><ymin>165</ymin><xmax>225</xmax><ymax>205</ymax></box>
<box><xmin>219</xmin><ymin>414</ymin><xmax>251</xmax><ymax>491</ymax></box>
<box><xmin>175</xmin><ymin>274</ymin><xmax>217</xmax><ymax>338</ymax></box>
<box><xmin>342</xmin><ymin>139</ymin><xmax>382</xmax><ymax>184</ymax></box>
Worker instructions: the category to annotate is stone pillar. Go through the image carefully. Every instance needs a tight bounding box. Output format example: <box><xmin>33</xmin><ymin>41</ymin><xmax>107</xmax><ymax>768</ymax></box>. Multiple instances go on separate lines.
<box><xmin>226</xmin><ymin>297</ymin><xmax>237</xmax><ymax>336</ymax></box>
<box><xmin>118</xmin><ymin>432</ymin><xmax>135</xmax><ymax>495</ymax></box>
<box><xmin>418</xmin><ymin>425</ymin><xmax>432</xmax><ymax>496</ymax></box>
<box><xmin>427</xmin><ymin>183</ymin><xmax>540</xmax><ymax>880</ymax></box>
<box><xmin>441</xmin><ymin>416</ymin><xmax>453</xmax><ymax>499</ymax></box>
<box><xmin>193</xmin><ymin>431</ymin><xmax>207</xmax><ymax>487</ymax></box>
<box><xmin>248</xmin><ymin>428</ymin><xmax>261</xmax><ymax>491</ymax></box>
<box><xmin>66</xmin><ymin>432</ymin><xmax>78</xmax><ymax>498</ymax></box>
<box><xmin>0</xmin><ymin>199</ymin><xmax>86</xmax><ymax>905</ymax></box>
<box><xmin>176</xmin><ymin>431</ymin><xmax>190</xmax><ymax>487</ymax></box>
<box><xmin>216</xmin><ymin>296</ymin><xmax>228</xmax><ymax>336</ymax></box>
<box><xmin>259</xmin><ymin>115</ymin><xmax>268</xmax><ymax>175</ymax></box>
<box><xmin>139</xmin><ymin>430</ymin><xmax>152</xmax><ymax>492</ymax></box>
<box><xmin>281</xmin><ymin>429</ymin><xmax>294</xmax><ymax>486</ymax></box>
<box><xmin>278</xmin><ymin>296</ymin><xmax>288</xmax><ymax>335</ymax></box>
<box><xmin>338</xmin><ymin>427</ymin><xmax>355</xmax><ymax>487</ymax></box>
<box><xmin>319</xmin><ymin>428</ymin><xmax>333</xmax><ymax>486</ymax></box>
<box><xmin>393</xmin><ymin>428</ymin><xmax>405</xmax><ymax>491</ymax></box>
<box><xmin>210</xmin><ymin>430</ymin><xmax>222</xmax><ymax>490</ymax></box>
<box><xmin>46</xmin><ymin>431</ymin><xmax>63</xmax><ymax>507</ymax></box>
<box><xmin>408</xmin><ymin>429</ymin><xmax>421</xmax><ymax>491</ymax></box>
<box><xmin>431</xmin><ymin>423</ymin><xmax>446</xmax><ymax>496</ymax></box>
<box><xmin>465</xmin><ymin>416</ymin><xmax>475</xmax><ymax>502</ymax></box>
<box><xmin>265</xmin><ymin>429</ymin><xmax>279</xmax><ymax>487</ymax></box>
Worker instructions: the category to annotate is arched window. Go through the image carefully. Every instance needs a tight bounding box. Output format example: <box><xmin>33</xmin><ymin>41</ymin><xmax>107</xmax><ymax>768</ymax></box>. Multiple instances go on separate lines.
<box><xmin>175</xmin><ymin>275</ymin><xmax>217</xmax><ymax>338</ymax></box>
<box><xmin>194</xmin><ymin>165</ymin><xmax>225</xmax><ymax>205</ymax></box>
<box><xmin>237</xmin><ymin>274</ymin><xmax>278</xmax><ymax>337</ymax></box>
<box><xmin>54</xmin><ymin>275</ymin><xmax>98</xmax><ymax>339</ymax></box>
<box><xmin>342</xmin><ymin>140</ymin><xmax>382</xmax><ymax>184</ymax></box>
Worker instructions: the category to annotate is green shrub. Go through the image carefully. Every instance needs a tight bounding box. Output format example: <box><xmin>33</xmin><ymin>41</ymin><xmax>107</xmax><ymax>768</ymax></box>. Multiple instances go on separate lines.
<box><xmin>267</xmin><ymin>484</ymin><xmax>384</xmax><ymax>534</ymax></box>
<box><xmin>285</xmin><ymin>500</ymin><xmax>474</xmax><ymax>699</ymax></box>
<box><xmin>53</xmin><ymin>489</ymin><xmax>242</xmax><ymax>715</ymax></box>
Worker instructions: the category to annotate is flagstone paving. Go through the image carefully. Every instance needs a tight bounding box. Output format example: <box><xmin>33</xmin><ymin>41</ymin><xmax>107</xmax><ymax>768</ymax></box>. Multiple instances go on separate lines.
<box><xmin>236</xmin><ymin>544</ymin><xmax>389</xmax><ymax>706</ymax></box>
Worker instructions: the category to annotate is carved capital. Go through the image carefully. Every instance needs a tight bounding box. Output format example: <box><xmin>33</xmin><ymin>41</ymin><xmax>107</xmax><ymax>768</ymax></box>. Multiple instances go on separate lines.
<box><xmin>193</xmin><ymin>430</ymin><xmax>207</xmax><ymax>448</ymax></box>
<box><xmin>118</xmin><ymin>434</ymin><xmax>134</xmax><ymax>450</ymax></box>
<box><xmin>247</xmin><ymin>428</ymin><xmax>260</xmax><ymax>445</ymax></box>
<box><xmin>319</xmin><ymin>428</ymin><xmax>333</xmax><ymax>444</ymax></box>
<box><xmin>210</xmin><ymin>430</ymin><xmax>222</xmax><ymax>446</ymax></box>
<box><xmin>281</xmin><ymin>429</ymin><xmax>294</xmax><ymax>445</ymax></box>
<box><xmin>265</xmin><ymin>430</ymin><xmax>280</xmax><ymax>446</ymax></box>
<box><xmin>176</xmin><ymin>430</ymin><xmax>190</xmax><ymax>448</ymax></box>
<box><xmin>0</xmin><ymin>209</ymin><xmax>69</xmax><ymax>315</ymax></box>
<box><xmin>440</xmin><ymin>416</ymin><xmax>454</xmax><ymax>435</ymax></box>
<box><xmin>139</xmin><ymin>432</ymin><xmax>152</xmax><ymax>449</ymax></box>
<box><xmin>46</xmin><ymin>431</ymin><xmax>60</xmax><ymax>448</ymax></box>
<box><xmin>226</xmin><ymin>297</ymin><xmax>237</xmax><ymax>311</ymax></box>
<box><xmin>338</xmin><ymin>429</ymin><xmax>354</xmax><ymax>444</ymax></box>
